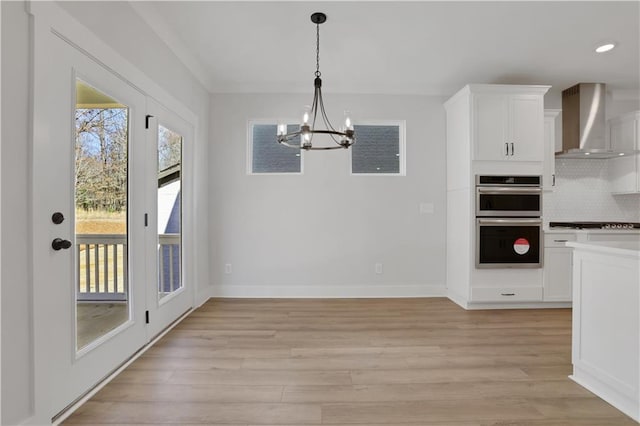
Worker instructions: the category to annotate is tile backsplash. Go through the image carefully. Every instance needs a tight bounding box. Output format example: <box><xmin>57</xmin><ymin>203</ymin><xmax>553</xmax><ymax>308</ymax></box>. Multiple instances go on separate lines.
<box><xmin>544</xmin><ymin>159</ymin><xmax>640</xmax><ymax>223</ymax></box>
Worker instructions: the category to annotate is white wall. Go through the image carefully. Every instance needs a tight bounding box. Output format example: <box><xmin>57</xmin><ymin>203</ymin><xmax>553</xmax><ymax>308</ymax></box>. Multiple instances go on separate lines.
<box><xmin>1</xmin><ymin>2</ymin><xmax>210</xmax><ymax>424</ymax></box>
<box><xmin>209</xmin><ymin>93</ymin><xmax>447</xmax><ymax>297</ymax></box>
<box><xmin>1</xmin><ymin>2</ymin><xmax>34</xmax><ymax>424</ymax></box>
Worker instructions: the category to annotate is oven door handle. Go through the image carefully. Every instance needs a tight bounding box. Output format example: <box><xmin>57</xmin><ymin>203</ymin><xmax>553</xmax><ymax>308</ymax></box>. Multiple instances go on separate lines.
<box><xmin>477</xmin><ymin>187</ymin><xmax>542</xmax><ymax>194</ymax></box>
<box><xmin>477</xmin><ymin>218</ymin><xmax>542</xmax><ymax>225</ymax></box>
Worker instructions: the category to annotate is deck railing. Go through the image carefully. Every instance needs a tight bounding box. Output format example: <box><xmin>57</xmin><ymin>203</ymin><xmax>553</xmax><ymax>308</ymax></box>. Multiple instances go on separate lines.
<box><xmin>76</xmin><ymin>234</ymin><xmax>180</xmax><ymax>301</ymax></box>
<box><xmin>76</xmin><ymin>234</ymin><xmax>127</xmax><ymax>301</ymax></box>
<box><xmin>158</xmin><ymin>233</ymin><xmax>181</xmax><ymax>294</ymax></box>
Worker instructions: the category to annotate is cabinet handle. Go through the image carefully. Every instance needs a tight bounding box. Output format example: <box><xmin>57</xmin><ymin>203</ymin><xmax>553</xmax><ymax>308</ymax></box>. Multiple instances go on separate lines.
<box><xmin>553</xmin><ymin>239</ymin><xmax>568</xmax><ymax>243</ymax></box>
<box><xmin>552</xmin><ymin>174</ymin><xmax>556</xmax><ymax>186</ymax></box>
<box><xmin>505</xmin><ymin>142</ymin><xmax>509</xmax><ymax>156</ymax></box>
<box><xmin>510</xmin><ymin>143</ymin><xmax>515</xmax><ymax>156</ymax></box>
<box><xmin>501</xmin><ymin>293</ymin><xmax>515</xmax><ymax>296</ymax></box>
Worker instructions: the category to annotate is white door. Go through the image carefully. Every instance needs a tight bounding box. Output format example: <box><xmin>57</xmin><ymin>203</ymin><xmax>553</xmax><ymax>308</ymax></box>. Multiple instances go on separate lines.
<box><xmin>145</xmin><ymin>98</ymin><xmax>193</xmax><ymax>338</ymax></box>
<box><xmin>35</xmin><ymin>34</ymin><xmax>148</xmax><ymax>418</ymax></box>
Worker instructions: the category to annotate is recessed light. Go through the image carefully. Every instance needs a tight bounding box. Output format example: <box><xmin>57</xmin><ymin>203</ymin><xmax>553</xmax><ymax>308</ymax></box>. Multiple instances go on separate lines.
<box><xmin>584</xmin><ymin>152</ymin><xmax>591</xmax><ymax>156</ymax></box>
<box><xmin>619</xmin><ymin>153</ymin><xmax>625</xmax><ymax>156</ymax></box>
<box><xmin>595</xmin><ymin>43</ymin><xmax>616</xmax><ymax>53</ymax></box>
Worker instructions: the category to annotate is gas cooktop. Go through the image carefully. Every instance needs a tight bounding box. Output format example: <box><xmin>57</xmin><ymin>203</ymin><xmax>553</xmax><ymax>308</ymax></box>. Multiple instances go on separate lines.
<box><xmin>549</xmin><ymin>221</ymin><xmax>640</xmax><ymax>230</ymax></box>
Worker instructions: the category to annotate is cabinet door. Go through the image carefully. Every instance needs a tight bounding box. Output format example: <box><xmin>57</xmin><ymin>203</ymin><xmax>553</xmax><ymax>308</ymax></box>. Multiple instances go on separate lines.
<box><xmin>473</xmin><ymin>94</ymin><xmax>508</xmax><ymax>161</ymax></box>
<box><xmin>543</xmin><ymin>247</ymin><xmax>573</xmax><ymax>301</ymax></box>
<box><xmin>509</xmin><ymin>95</ymin><xmax>544</xmax><ymax>161</ymax></box>
<box><xmin>610</xmin><ymin>155</ymin><xmax>640</xmax><ymax>194</ymax></box>
<box><xmin>609</xmin><ymin>115</ymin><xmax>638</xmax><ymax>153</ymax></box>
<box><xmin>543</xmin><ymin>112</ymin><xmax>558</xmax><ymax>190</ymax></box>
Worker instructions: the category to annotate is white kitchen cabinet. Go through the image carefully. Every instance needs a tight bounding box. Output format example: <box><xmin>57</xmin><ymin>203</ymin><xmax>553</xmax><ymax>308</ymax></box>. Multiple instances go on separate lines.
<box><xmin>542</xmin><ymin>233</ymin><xmax>575</xmax><ymax>302</ymax></box>
<box><xmin>568</xmin><ymin>241</ymin><xmax>640</xmax><ymax>422</ymax></box>
<box><xmin>543</xmin><ymin>110</ymin><xmax>561</xmax><ymax>191</ymax></box>
<box><xmin>609</xmin><ymin>111</ymin><xmax>640</xmax><ymax>194</ymax></box>
<box><xmin>444</xmin><ymin>84</ymin><xmax>550</xmax><ymax>309</ymax></box>
<box><xmin>473</xmin><ymin>91</ymin><xmax>546</xmax><ymax>162</ymax></box>
<box><xmin>609</xmin><ymin>111</ymin><xmax>640</xmax><ymax>153</ymax></box>
<box><xmin>610</xmin><ymin>154</ymin><xmax>640</xmax><ymax>194</ymax></box>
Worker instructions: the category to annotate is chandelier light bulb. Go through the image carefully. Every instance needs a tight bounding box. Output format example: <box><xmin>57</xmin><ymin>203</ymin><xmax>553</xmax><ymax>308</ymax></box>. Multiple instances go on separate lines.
<box><xmin>344</xmin><ymin>112</ymin><xmax>353</xmax><ymax>131</ymax></box>
<box><xmin>302</xmin><ymin>132</ymin><xmax>312</xmax><ymax>148</ymax></box>
<box><xmin>302</xmin><ymin>106</ymin><xmax>311</xmax><ymax>125</ymax></box>
<box><xmin>277</xmin><ymin>123</ymin><xmax>287</xmax><ymax>137</ymax></box>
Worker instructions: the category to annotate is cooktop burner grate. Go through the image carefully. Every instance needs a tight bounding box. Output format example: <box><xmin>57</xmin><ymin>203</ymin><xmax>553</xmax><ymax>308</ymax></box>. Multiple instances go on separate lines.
<box><xmin>549</xmin><ymin>221</ymin><xmax>640</xmax><ymax>230</ymax></box>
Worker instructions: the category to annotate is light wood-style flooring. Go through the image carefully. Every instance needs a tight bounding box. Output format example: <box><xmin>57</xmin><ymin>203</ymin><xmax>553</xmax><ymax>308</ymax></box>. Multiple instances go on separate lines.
<box><xmin>64</xmin><ymin>298</ymin><xmax>636</xmax><ymax>425</ymax></box>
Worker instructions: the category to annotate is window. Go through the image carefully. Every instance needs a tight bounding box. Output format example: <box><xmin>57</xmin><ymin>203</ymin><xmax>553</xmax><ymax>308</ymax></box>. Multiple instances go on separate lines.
<box><xmin>249</xmin><ymin>122</ymin><xmax>301</xmax><ymax>174</ymax></box>
<box><xmin>351</xmin><ymin>122</ymin><xmax>405</xmax><ymax>175</ymax></box>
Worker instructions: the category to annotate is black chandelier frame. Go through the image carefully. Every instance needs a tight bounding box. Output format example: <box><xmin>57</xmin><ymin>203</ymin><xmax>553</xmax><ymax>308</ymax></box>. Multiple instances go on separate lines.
<box><xmin>277</xmin><ymin>12</ymin><xmax>355</xmax><ymax>151</ymax></box>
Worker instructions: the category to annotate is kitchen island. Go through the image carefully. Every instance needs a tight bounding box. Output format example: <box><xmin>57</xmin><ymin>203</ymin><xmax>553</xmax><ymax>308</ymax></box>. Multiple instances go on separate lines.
<box><xmin>567</xmin><ymin>240</ymin><xmax>640</xmax><ymax>422</ymax></box>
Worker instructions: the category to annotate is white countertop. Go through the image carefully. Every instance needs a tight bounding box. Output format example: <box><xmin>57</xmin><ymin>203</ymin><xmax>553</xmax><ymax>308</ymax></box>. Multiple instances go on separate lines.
<box><xmin>566</xmin><ymin>240</ymin><xmax>640</xmax><ymax>257</ymax></box>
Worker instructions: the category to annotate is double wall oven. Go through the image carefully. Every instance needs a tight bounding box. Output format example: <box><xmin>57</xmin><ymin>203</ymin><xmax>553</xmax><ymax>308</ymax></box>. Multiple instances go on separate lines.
<box><xmin>475</xmin><ymin>175</ymin><xmax>543</xmax><ymax>268</ymax></box>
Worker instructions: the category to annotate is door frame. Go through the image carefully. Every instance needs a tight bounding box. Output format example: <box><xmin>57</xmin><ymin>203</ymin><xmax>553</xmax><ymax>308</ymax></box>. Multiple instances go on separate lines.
<box><xmin>29</xmin><ymin>2</ymin><xmax>199</xmax><ymax>424</ymax></box>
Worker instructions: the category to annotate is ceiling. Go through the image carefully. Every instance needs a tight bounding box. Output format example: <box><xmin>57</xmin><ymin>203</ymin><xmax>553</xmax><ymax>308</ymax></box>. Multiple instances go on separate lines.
<box><xmin>136</xmin><ymin>1</ymin><xmax>639</xmax><ymax>97</ymax></box>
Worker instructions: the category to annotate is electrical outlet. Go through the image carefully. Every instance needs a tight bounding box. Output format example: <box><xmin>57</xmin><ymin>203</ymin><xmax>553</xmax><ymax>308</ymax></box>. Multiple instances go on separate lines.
<box><xmin>420</xmin><ymin>202</ymin><xmax>434</xmax><ymax>214</ymax></box>
<box><xmin>375</xmin><ymin>263</ymin><xmax>383</xmax><ymax>274</ymax></box>
<box><xmin>224</xmin><ymin>264</ymin><xmax>232</xmax><ymax>274</ymax></box>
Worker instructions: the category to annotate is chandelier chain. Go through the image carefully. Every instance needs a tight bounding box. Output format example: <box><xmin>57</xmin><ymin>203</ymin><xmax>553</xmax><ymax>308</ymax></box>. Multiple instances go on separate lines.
<box><xmin>315</xmin><ymin>23</ymin><xmax>321</xmax><ymax>77</ymax></box>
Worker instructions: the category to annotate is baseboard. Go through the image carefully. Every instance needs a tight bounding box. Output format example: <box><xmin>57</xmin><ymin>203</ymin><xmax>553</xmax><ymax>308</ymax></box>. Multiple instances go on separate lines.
<box><xmin>570</xmin><ymin>369</ymin><xmax>639</xmax><ymax>422</ymax></box>
<box><xmin>447</xmin><ymin>289</ymin><xmax>470</xmax><ymax>309</ymax></box>
<box><xmin>194</xmin><ymin>284</ymin><xmax>213</xmax><ymax>307</ymax></box>
<box><xmin>208</xmin><ymin>283</ymin><xmax>446</xmax><ymax>298</ymax></box>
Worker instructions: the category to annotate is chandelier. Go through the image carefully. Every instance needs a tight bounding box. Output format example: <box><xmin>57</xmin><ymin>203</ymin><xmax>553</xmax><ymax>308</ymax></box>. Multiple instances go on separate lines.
<box><xmin>277</xmin><ymin>12</ymin><xmax>355</xmax><ymax>151</ymax></box>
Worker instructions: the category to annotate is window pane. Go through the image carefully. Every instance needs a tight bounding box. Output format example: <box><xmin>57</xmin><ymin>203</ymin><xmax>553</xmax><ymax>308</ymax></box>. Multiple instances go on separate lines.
<box><xmin>352</xmin><ymin>125</ymin><xmax>400</xmax><ymax>174</ymax></box>
<box><xmin>252</xmin><ymin>124</ymin><xmax>301</xmax><ymax>173</ymax></box>
<box><xmin>74</xmin><ymin>79</ymin><xmax>130</xmax><ymax>351</ymax></box>
<box><xmin>157</xmin><ymin>125</ymin><xmax>182</xmax><ymax>301</ymax></box>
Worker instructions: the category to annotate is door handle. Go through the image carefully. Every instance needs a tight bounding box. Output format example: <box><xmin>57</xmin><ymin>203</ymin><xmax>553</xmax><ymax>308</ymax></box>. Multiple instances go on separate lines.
<box><xmin>52</xmin><ymin>238</ymin><xmax>72</xmax><ymax>251</ymax></box>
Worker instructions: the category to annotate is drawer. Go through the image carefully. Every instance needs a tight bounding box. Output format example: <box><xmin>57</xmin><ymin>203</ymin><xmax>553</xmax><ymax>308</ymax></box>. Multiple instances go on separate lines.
<box><xmin>544</xmin><ymin>232</ymin><xmax>577</xmax><ymax>247</ymax></box>
<box><xmin>471</xmin><ymin>286</ymin><xmax>543</xmax><ymax>302</ymax></box>
<box><xmin>587</xmin><ymin>233</ymin><xmax>640</xmax><ymax>243</ymax></box>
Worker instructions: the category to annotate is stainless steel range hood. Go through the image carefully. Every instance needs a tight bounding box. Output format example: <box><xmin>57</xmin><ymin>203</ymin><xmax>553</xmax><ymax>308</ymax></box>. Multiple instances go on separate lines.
<box><xmin>556</xmin><ymin>83</ymin><xmax>625</xmax><ymax>159</ymax></box>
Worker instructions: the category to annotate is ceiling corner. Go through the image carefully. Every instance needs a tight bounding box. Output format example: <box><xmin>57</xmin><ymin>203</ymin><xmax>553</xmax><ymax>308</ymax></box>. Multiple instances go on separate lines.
<box><xmin>128</xmin><ymin>1</ymin><xmax>215</xmax><ymax>94</ymax></box>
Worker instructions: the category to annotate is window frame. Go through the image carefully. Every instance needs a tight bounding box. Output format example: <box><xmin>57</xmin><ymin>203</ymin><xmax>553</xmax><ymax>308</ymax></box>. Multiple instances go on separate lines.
<box><xmin>349</xmin><ymin>120</ymin><xmax>406</xmax><ymax>176</ymax></box>
<box><xmin>247</xmin><ymin>119</ymin><xmax>304</xmax><ymax>175</ymax></box>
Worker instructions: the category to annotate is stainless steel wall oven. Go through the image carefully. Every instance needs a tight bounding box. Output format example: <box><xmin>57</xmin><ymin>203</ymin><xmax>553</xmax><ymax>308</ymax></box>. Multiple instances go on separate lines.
<box><xmin>475</xmin><ymin>176</ymin><xmax>543</xmax><ymax>268</ymax></box>
<box><xmin>476</xmin><ymin>175</ymin><xmax>542</xmax><ymax>217</ymax></box>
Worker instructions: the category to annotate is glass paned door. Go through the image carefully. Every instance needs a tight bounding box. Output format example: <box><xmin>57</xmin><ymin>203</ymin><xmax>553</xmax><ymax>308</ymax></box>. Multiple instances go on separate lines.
<box><xmin>36</xmin><ymin>33</ymin><xmax>147</xmax><ymax>419</ymax></box>
<box><xmin>74</xmin><ymin>79</ymin><xmax>131</xmax><ymax>351</ymax></box>
<box><xmin>145</xmin><ymin>98</ymin><xmax>193</xmax><ymax>338</ymax></box>
<box><xmin>157</xmin><ymin>125</ymin><xmax>182</xmax><ymax>300</ymax></box>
